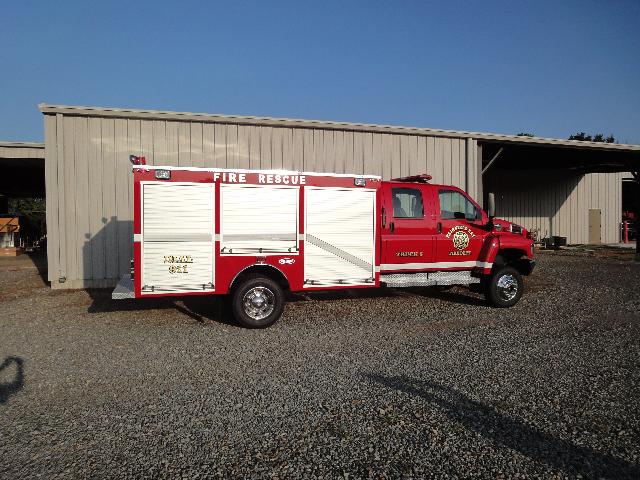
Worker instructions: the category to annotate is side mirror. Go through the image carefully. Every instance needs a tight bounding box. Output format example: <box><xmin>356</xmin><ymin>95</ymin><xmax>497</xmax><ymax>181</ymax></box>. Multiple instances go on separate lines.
<box><xmin>486</xmin><ymin>192</ymin><xmax>496</xmax><ymax>219</ymax></box>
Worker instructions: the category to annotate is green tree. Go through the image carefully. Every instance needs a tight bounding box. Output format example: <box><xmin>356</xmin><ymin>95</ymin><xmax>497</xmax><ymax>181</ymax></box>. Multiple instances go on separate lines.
<box><xmin>568</xmin><ymin>132</ymin><xmax>615</xmax><ymax>143</ymax></box>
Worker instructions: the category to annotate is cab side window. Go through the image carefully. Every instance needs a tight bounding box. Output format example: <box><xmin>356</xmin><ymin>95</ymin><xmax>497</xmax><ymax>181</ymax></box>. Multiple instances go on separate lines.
<box><xmin>438</xmin><ymin>189</ymin><xmax>479</xmax><ymax>221</ymax></box>
<box><xmin>392</xmin><ymin>187</ymin><xmax>423</xmax><ymax>219</ymax></box>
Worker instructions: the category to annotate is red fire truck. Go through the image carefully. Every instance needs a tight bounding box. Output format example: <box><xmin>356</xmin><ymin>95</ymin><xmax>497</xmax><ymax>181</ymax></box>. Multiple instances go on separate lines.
<box><xmin>113</xmin><ymin>159</ymin><xmax>535</xmax><ymax>327</ymax></box>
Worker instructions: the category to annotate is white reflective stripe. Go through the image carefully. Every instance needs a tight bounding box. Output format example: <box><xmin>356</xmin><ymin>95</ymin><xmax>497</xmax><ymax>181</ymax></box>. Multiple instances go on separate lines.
<box><xmin>133</xmin><ymin>234</ymin><xmax>142</xmax><ymax>242</ymax></box>
<box><xmin>380</xmin><ymin>261</ymin><xmax>493</xmax><ymax>271</ymax></box>
<box><xmin>374</xmin><ymin>266</ymin><xmax>381</xmax><ymax>273</ymax></box>
<box><xmin>298</xmin><ymin>233</ymin><xmax>305</xmax><ymax>241</ymax></box>
<box><xmin>215</xmin><ymin>234</ymin><xmax>221</xmax><ymax>242</ymax></box>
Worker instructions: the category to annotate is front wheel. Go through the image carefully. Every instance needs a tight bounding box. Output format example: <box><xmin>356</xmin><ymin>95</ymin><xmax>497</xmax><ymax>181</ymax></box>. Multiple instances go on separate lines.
<box><xmin>231</xmin><ymin>275</ymin><xmax>285</xmax><ymax>328</ymax></box>
<box><xmin>485</xmin><ymin>266</ymin><xmax>523</xmax><ymax>308</ymax></box>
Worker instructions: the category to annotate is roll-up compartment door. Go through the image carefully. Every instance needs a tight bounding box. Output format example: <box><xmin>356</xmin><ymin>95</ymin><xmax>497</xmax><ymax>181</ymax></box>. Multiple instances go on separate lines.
<box><xmin>141</xmin><ymin>182</ymin><xmax>215</xmax><ymax>292</ymax></box>
<box><xmin>304</xmin><ymin>187</ymin><xmax>376</xmax><ymax>285</ymax></box>
<box><xmin>221</xmin><ymin>184</ymin><xmax>299</xmax><ymax>254</ymax></box>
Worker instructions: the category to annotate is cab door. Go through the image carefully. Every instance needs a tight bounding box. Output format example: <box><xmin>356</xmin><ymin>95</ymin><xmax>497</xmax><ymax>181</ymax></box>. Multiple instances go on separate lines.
<box><xmin>380</xmin><ymin>183</ymin><xmax>437</xmax><ymax>272</ymax></box>
<box><xmin>434</xmin><ymin>187</ymin><xmax>487</xmax><ymax>267</ymax></box>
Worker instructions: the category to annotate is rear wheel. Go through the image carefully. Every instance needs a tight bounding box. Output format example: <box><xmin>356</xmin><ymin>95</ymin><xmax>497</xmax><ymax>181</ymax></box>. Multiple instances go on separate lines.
<box><xmin>485</xmin><ymin>266</ymin><xmax>523</xmax><ymax>308</ymax></box>
<box><xmin>231</xmin><ymin>275</ymin><xmax>285</xmax><ymax>328</ymax></box>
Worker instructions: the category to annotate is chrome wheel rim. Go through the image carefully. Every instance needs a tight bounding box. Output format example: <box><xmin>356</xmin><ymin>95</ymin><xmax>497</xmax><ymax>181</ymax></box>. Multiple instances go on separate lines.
<box><xmin>242</xmin><ymin>286</ymin><xmax>275</xmax><ymax>320</ymax></box>
<box><xmin>496</xmin><ymin>274</ymin><xmax>518</xmax><ymax>302</ymax></box>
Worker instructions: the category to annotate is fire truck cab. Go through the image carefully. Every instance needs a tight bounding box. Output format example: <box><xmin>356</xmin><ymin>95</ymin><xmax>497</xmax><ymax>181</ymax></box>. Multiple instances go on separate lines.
<box><xmin>113</xmin><ymin>162</ymin><xmax>535</xmax><ymax>328</ymax></box>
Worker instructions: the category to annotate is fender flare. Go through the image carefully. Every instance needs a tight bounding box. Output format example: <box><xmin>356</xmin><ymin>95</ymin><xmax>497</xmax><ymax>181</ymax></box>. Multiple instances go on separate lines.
<box><xmin>228</xmin><ymin>263</ymin><xmax>290</xmax><ymax>292</ymax></box>
<box><xmin>477</xmin><ymin>235</ymin><xmax>500</xmax><ymax>274</ymax></box>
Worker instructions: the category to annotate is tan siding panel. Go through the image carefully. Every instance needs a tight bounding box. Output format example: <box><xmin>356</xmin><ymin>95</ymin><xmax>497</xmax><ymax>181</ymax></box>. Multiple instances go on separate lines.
<box><xmin>178</xmin><ymin>122</ymin><xmax>191</xmax><ymax>167</ymax></box>
<box><xmin>202</xmin><ymin>123</ymin><xmax>216</xmax><ymax>167</ymax></box>
<box><xmin>115</xmin><ymin>119</ymin><xmax>131</xmax><ymax>276</ymax></box>
<box><xmin>451</xmin><ymin>139</ymin><xmax>460</xmax><ymax>189</ymax></box>
<box><xmin>237</xmin><ymin>125</ymin><xmax>250</xmax><ymax>170</ymax></box>
<box><xmin>260</xmin><ymin>127</ymin><xmax>272</xmax><ymax>169</ymax></box>
<box><xmin>44</xmin><ymin>115</ymin><xmax>58</xmax><ymax>282</ymax></box>
<box><xmin>74</xmin><ymin>117</ymin><xmax>91</xmax><ymax>279</ymax></box>
<box><xmin>282</xmin><ymin>128</ymin><xmax>294</xmax><ymax>171</ymax></box>
<box><xmin>190</xmin><ymin>122</ymin><xmax>204</xmax><ymax>167</ymax></box>
<box><xmin>102</xmin><ymin>119</ymin><xmax>118</xmax><ymax>279</ymax></box>
<box><xmin>55</xmin><ymin>115</ymin><xmax>67</xmax><ymax>281</ymax></box>
<box><xmin>88</xmin><ymin>117</ymin><xmax>105</xmax><ymax>280</ymax></box>
<box><xmin>248</xmin><ymin>126</ymin><xmax>261</xmax><ymax>169</ymax></box>
<box><xmin>213</xmin><ymin>124</ymin><xmax>227</xmax><ymax>167</ymax></box>
<box><xmin>370</xmin><ymin>133</ymin><xmax>383</xmax><ymax>178</ymax></box>
<box><xmin>271</xmin><ymin>127</ymin><xmax>283</xmax><ymax>170</ymax></box>
<box><xmin>63</xmin><ymin>116</ymin><xmax>78</xmax><ymax>281</ymax></box>
<box><xmin>302</xmin><ymin>129</ymin><xmax>314</xmax><ymax>171</ymax></box>
<box><xmin>226</xmin><ymin>124</ymin><xmax>239</xmax><ymax>168</ymax></box>
<box><xmin>363</xmin><ymin>133</ymin><xmax>374</xmax><ymax>175</ymax></box>
<box><xmin>292</xmin><ymin>129</ymin><xmax>304</xmax><ymax>171</ymax></box>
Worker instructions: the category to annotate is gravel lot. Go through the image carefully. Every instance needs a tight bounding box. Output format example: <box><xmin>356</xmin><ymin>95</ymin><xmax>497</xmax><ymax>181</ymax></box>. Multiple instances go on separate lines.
<box><xmin>1</xmin><ymin>251</ymin><xmax>639</xmax><ymax>479</ymax></box>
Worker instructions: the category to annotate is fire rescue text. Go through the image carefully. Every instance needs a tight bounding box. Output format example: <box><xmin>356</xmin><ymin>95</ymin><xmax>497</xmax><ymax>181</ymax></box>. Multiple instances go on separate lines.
<box><xmin>212</xmin><ymin>172</ymin><xmax>306</xmax><ymax>185</ymax></box>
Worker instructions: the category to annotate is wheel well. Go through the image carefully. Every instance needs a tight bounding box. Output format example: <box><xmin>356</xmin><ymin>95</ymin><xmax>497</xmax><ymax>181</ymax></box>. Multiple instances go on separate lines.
<box><xmin>495</xmin><ymin>249</ymin><xmax>532</xmax><ymax>275</ymax></box>
<box><xmin>229</xmin><ymin>265</ymin><xmax>290</xmax><ymax>292</ymax></box>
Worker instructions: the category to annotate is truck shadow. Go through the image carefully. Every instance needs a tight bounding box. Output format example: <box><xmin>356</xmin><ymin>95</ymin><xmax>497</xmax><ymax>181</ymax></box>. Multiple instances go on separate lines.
<box><xmin>86</xmin><ymin>289</ymin><xmax>235</xmax><ymax>326</ymax></box>
<box><xmin>87</xmin><ymin>284</ymin><xmax>486</xmax><ymax>327</ymax></box>
<box><xmin>365</xmin><ymin>373</ymin><xmax>640</xmax><ymax>479</ymax></box>
<box><xmin>0</xmin><ymin>356</ymin><xmax>24</xmax><ymax>405</ymax></box>
<box><xmin>289</xmin><ymin>286</ymin><xmax>487</xmax><ymax>307</ymax></box>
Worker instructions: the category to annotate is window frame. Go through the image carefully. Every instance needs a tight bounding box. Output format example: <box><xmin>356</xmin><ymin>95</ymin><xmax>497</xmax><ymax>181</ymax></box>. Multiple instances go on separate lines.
<box><xmin>437</xmin><ymin>188</ymin><xmax>481</xmax><ymax>222</ymax></box>
<box><xmin>391</xmin><ymin>187</ymin><xmax>425</xmax><ymax>220</ymax></box>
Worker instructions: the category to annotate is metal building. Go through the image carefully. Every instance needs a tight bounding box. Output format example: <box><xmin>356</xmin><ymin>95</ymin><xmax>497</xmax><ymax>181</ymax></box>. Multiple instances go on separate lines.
<box><xmin>39</xmin><ymin>104</ymin><xmax>640</xmax><ymax>289</ymax></box>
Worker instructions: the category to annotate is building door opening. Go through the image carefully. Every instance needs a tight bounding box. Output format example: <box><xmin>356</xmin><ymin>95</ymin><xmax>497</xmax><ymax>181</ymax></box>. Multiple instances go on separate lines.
<box><xmin>622</xmin><ymin>178</ymin><xmax>637</xmax><ymax>242</ymax></box>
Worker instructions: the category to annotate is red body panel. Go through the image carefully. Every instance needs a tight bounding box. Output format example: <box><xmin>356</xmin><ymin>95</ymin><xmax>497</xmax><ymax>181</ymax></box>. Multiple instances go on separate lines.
<box><xmin>132</xmin><ymin>167</ymin><xmax>382</xmax><ymax>297</ymax></box>
<box><xmin>131</xmin><ymin>166</ymin><xmax>533</xmax><ymax>299</ymax></box>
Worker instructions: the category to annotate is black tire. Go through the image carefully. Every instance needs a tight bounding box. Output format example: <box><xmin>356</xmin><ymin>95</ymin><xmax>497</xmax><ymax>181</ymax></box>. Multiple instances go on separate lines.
<box><xmin>485</xmin><ymin>266</ymin><xmax>523</xmax><ymax>308</ymax></box>
<box><xmin>231</xmin><ymin>275</ymin><xmax>285</xmax><ymax>328</ymax></box>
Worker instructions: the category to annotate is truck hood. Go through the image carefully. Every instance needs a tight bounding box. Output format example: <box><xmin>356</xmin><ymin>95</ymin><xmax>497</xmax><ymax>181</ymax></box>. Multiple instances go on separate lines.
<box><xmin>492</xmin><ymin>218</ymin><xmax>528</xmax><ymax>237</ymax></box>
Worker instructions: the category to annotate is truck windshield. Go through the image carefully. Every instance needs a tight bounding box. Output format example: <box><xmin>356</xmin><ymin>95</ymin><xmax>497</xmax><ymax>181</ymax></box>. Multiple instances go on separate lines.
<box><xmin>438</xmin><ymin>189</ymin><xmax>479</xmax><ymax>221</ymax></box>
<box><xmin>392</xmin><ymin>188</ymin><xmax>423</xmax><ymax>218</ymax></box>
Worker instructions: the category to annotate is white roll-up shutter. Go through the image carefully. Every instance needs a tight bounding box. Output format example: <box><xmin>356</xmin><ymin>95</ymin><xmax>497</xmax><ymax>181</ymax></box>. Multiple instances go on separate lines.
<box><xmin>221</xmin><ymin>184</ymin><xmax>299</xmax><ymax>254</ymax></box>
<box><xmin>304</xmin><ymin>187</ymin><xmax>376</xmax><ymax>285</ymax></box>
<box><xmin>141</xmin><ymin>182</ymin><xmax>215</xmax><ymax>292</ymax></box>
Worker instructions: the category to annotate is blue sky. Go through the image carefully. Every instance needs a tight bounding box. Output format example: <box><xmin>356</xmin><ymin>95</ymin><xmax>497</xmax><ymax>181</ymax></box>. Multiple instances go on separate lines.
<box><xmin>1</xmin><ymin>0</ymin><xmax>639</xmax><ymax>144</ymax></box>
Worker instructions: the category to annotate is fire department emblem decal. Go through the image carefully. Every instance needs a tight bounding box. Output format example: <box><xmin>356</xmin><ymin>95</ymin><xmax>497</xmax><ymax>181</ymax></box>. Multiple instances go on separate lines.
<box><xmin>452</xmin><ymin>230</ymin><xmax>470</xmax><ymax>250</ymax></box>
<box><xmin>446</xmin><ymin>225</ymin><xmax>476</xmax><ymax>256</ymax></box>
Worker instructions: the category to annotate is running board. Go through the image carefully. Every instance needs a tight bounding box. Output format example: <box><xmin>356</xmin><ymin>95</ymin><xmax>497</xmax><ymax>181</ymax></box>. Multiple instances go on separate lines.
<box><xmin>380</xmin><ymin>271</ymin><xmax>480</xmax><ymax>288</ymax></box>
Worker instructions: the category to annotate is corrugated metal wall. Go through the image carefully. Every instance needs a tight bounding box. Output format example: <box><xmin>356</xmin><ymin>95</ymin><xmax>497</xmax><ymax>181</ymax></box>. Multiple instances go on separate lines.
<box><xmin>43</xmin><ymin>112</ymin><xmax>477</xmax><ymax>288</ymax></box>
<box><xmin>485</xmin><ymin>170</ymin><xmax>623</xmax><ymax>244</ymax></box>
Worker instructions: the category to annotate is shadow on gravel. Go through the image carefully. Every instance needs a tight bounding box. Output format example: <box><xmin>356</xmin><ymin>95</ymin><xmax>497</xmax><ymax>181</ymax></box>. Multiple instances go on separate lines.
<box><xmin>366</xmin><ymin>374</ymin><xmax>640</xmax><ymax>479</ymax></box>
<box><xmin>26</xmin><ymin>250</ymin><xmax>48</xmax><ymax>286</ymax></box>
<box><xmin>289</xmin><ymin>286</ymin><xmax>487</xmax><ymax>307</ymax></box>
<box><xmin>0</xmin><ymin>356</ymin><xmax>24</xmax><ymax>405</ymax></box>
<box><xmin>86</xmin><ymin>284</ymin><xmax>486</xmax><ymax>326</ymax></box>
<box><xmin>86</xmin><ymin>289</ymin><xmax>235</xmax><ymax>326</ymax></box>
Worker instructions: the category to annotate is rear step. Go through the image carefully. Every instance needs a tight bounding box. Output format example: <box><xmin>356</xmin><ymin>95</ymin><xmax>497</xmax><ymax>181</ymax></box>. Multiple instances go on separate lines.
<box><xmin>112</xmin><ymin>274</ymin><xmax>135</xmax><ymax>299</ymax></box>
<box><xmin>380</xmin><ymin>271</ymin><xmax>480</xmax><ymax>288</ymax></box>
